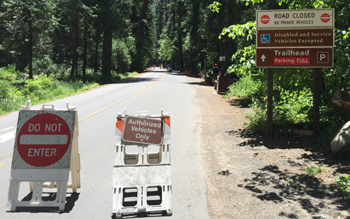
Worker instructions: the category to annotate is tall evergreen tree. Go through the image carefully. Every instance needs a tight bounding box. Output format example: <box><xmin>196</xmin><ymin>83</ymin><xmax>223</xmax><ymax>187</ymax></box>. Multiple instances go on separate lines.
<box><xmin>97</xmin><ymin>0</ymin><xmax>131</xmax><ymax>76</ymax></box>
<box><xmin>0</xmin><ymin>0</ymin><xmax>54</xmax><ymax>79</ymax></box>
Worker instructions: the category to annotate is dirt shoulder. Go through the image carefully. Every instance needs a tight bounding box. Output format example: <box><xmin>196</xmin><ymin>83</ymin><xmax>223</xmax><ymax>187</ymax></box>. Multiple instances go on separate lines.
<box><xmin>185</xmin><ymin>74</ymin><xmax>350</xmax><ymax>219</ymax></box>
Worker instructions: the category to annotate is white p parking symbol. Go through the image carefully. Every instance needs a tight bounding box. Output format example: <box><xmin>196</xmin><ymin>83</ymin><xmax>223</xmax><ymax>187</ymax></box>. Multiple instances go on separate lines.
<box><xmin>317</xmin><ymin>52</ymin><xmax>328</xmax><ymax>63</ymax></box>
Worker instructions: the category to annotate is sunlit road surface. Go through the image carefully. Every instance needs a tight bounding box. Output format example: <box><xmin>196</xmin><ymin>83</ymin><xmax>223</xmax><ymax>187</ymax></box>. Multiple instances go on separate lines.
<box><xmin>0</xmin><ymin>68</ymin><xmax>210</xmax><ymax>219</ymax></box>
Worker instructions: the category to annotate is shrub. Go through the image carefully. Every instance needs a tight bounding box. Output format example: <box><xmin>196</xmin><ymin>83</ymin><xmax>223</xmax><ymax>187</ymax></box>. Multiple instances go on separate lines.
<box><xmin>336</xmin><ymin>176</ymin><xmax>350</xmax><ymax>199</ymax></box>
<box><xmin>227</xmin><ymin>74</ymin><xmax>264</xmax><ymax>98</ymax></box>
<box><xmin>306</xmin><ymin>166</ymin><xmax>325</xmax><ymax>175</ymax></box>
<box><xmin>112</xmin><ymin>39</ymin><xmax>132</xmax><ymax>73</ymax></box>
<box><xmin>0</xmin><ymin>80</ymin><xmax>11</xmax><ymax>99</ymax></box>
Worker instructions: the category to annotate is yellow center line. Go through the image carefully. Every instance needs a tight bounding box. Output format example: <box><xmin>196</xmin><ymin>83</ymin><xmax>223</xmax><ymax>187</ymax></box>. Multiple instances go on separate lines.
<box><xmin>132</xmin><ymin>74</ymin><xmax>164</xmax><ymax>97</ymax></box>
<box><xmin>0</xmin><ymin>73</ymin><xmax>165</xmax><ymax>166</ymax></box>
<box><xmin>79</xmin><ymin>73</ymin><xmax>164</xmax><ymax>122</ymax></box>
<box><xmin>0</xmin><ymin>153</ymin><xmax>13</xmax><ymax>167</ymax></box>
<box><xmin>78</xmin><ymin>97</ymin><xmax>127</xmax><ymax>122</ymax></box>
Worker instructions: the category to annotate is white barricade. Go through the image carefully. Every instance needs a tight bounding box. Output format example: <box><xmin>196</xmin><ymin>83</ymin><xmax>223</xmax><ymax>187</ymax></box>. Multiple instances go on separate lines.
<box><xmin>7</xmin><ymin>100</ymin><xmax>81</xmax><ymax>212</ymax></box>
<box><xmin>112</xmin><ymin>109</ymin><xmax>172</xmax><ymax>218</ymax></box>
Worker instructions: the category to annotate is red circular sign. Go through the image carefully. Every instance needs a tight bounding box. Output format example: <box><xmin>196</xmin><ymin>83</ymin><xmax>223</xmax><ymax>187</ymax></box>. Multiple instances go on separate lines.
<box><xmin>260</xmin><ymin>15</ymin><xmax>270</xmax><ymax>24</ymax></box>
<box><xmin>17</xmin><ymin>113</ymin><xmax>71</xmax><ymax>167</ymax></box>
<box><xmin>321</xmin><ymin>13</ymin><xmax>330</xmax><ymax>23</ymax></box>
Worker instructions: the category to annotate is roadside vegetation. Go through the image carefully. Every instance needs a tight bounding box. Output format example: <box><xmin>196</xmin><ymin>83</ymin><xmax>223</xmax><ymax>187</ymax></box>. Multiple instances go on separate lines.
<box><xmin>208</xmin><ymin>0</ymin><xmax>350</xmax><ymax>200</ymax></box>
<box><xmin>1</xmin><ymin>0</ymin><xmax>349</xmax><ymax>202</ymax></box>
<box><xmin>213</xmin><ymin>1</ymin><xmax>350</xmax><ymax>148</ymax></box>
<box><xmin>1</xmin><ymin>1</ymin><xmax>349</xmax><ymax>142</ymax></box>
<box><xmin>306</xmin><ymin>166</ymin><xmax>326</xmax><ymax>175</ymax></box>
<box><xmin>336</xmin><ymin>176</ymin><xmax>350</xmax><ymax>199</ymax></box>
<box><xmin>0</xmin><ymin>0</ymin><xmax>244</xmax><ymax>115</ymax></box>
<box><xmin>0</xmin><ymin>65</ymin><xmax>137</xmax><ymax>115</ymax></box>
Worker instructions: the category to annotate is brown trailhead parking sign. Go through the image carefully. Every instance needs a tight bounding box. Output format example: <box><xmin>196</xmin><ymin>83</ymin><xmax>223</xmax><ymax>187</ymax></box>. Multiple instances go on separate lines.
<box><xmin>122</xmin><ymin>116</ymin><xmax>163</xmax><ymax>145</ymax></box>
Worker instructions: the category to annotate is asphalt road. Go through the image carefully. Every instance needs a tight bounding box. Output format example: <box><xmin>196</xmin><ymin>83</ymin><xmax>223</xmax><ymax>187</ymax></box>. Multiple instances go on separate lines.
<box><xmin>0</xmin><ymin>68</ymin><xmax>210</xmax><ymax>219</ymax></box>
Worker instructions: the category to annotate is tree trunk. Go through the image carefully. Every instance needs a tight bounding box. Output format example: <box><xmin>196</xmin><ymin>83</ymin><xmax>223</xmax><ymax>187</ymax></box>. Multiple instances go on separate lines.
<box><xmin>191</xmin><ymin>49</ymin><xmax>196</xmax><ymax>75</ymax></box>
<box><xmin>18</xmin><ymin>47</ymin><xmax>28</xmax><ymax>72</ymax></box>
<box><xmin>178</xmin><ymin>29</ymin><xmax>183</xmax><ymax>72</ymax></box>
<box><xmin>71</xmin><ymin>14</ymin><xmax>79</xmax><ymax>77</ymax></box>
<box><xmin>171</xmin><ymin>0</ymin><xmax>176</xmax><ymax>68</ymax></box>
<box><xmin>177</xmin><ymin>3</ymin><xmax>184</xmax><ymax>72</ymax></box>
<box><xmin>82</xmin><ymin>19</ymin><xmax>88</xmax><ymax>79</ymax></box>
<box><xmin>220</xmin><ymin>38</ymin><xmax>224</xmax><ymax>69</ymax></box>
<box><xmin>28</xmin><ymin>11</ymin><xmax>33</xmax><ymax>79</ymax></box>
<box><xmin>139</xmin><ymin>0</ymin><xmax>149</xmax><ymax>32</ymax></box>
<box><xmin>94</xmin><ymin>30</ymin><xmax>100</xmax><ymax>74</ymax></box>
<box><xmin>102</xmin><ymin>29</ymin><xmax>112</xmax><ymax>76</ymax></box>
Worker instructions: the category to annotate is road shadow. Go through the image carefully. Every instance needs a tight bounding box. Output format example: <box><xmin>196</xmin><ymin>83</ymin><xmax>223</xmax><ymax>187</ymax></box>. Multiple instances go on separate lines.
<box><xmin>115</xmin><ymin>77</ymin><xmax>156</xmax><ymax>84</ymax></box>
<box><xmin>169</xmin><ymin>71</ymin><xmax>201</xmax><ymax>78</ymax></box>
<box><xmin>111</xmin><ymin>211</ymin><xmax>166</xmax><ymax>218</ymax></box>
<box><xmin>232</xmin><ymin>128</ymin><xmax>350</xmax><ymax>173</ymax></box>
<box><xmin>185</xmin><ymin>81</ymin><xmax>213</xmax><ymax>87</ymax></box>
<box><xmin>228</xmin><ymin>128</ymin><xmax>350</xmax><ymax>217</ymax></box>
<box><xmin>228</xmin><ymin>97</ymin><xmax>252</xmax><ymax>108</ymax></box>
<box><xmin>238</xmin><ymin>164</ymin><xmax>350</xmax><ymax>218</ymax></box>
<box><xmin>8</xmin><ymin>192</ymin><xmax>80</xmax><ymax>213</ymax></box>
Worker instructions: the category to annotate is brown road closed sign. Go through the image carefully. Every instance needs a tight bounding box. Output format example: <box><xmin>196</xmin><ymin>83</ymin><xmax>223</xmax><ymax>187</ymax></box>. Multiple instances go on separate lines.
<box><xmin>122</xmin><ymin>116</ymin><xmax>163</xmax><ymax>145</ymax></box>
<box><xmin>257</xmin><ymin>29</ymin><xmax>334</xmax><ymax>48</ymax></box>
<box><xmin>256</xmin><ymin>47</ymin><xmax>333</xmax><ymax>68</ymax></box>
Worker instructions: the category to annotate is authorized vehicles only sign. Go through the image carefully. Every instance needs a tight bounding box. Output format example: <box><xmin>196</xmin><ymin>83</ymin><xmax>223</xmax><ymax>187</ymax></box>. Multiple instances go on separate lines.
<box><xmin>122</xmin><ymin>116</ymin><xmax>163</xmax><ymax>145</ymax></box>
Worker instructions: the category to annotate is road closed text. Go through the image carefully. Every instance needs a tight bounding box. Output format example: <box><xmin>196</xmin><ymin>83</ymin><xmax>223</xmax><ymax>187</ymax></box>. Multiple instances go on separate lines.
<box><xmin>274</xmin><ymin>12</ymin><xmax>315</xmax><ymax>19</ymax></box>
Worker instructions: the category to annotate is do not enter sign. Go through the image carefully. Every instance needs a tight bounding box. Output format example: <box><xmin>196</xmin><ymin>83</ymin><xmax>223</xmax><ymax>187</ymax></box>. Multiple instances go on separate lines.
<box><xmin>16</xmin><ymin>113</ymin><xmax>72</xmax><ymax>167</ymax></box>
<box><xmin>261</xmin><ymin>15</ymin><xmax>270</xmax><ymax>24</ymax></box>
<box><xmin>321</xmin><ymin>13</ymin><xmax>330</xmax><ymax>23</ymax></box>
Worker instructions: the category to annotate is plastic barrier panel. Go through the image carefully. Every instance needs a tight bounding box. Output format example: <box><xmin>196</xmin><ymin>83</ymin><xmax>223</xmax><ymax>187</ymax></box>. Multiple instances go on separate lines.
<box><xmin>7</xmin><ymin>100</ymin><xmax>81</xmax><ymax>212</ymax></box>
<box><xmin>112</xmin><ymin>109</ymin><xmax>172</xmax><ymax>218</ymax></box>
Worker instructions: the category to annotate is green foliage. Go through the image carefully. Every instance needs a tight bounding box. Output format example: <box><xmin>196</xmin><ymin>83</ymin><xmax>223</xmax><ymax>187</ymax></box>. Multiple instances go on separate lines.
<box><xmin>0</xmin><ymin>65</ymin><xmax>146</xmax><ymax>115</ymax></box>
<box><xmin>0</xmin><ymin>65</ymin><xmax>18</xmax><ymax>80</ymax></box>
<box><xmin>112</xmin><ymin>39</ymin><xmax>132</xmax><ymax>73</ymax></box>
<box><xmin>306</xmin><ymin>166</ymin><xmax>325</xmax><ymax>175</ymax></box>
<box><xmin>228</xmin><ymin>45</ymin><xmax>259</xmax><ymax>77</ymax></box>
<box><xmin>275</xmin><ymin>88</ymin><xmax>313</xmax><ymax>126</ymax></box>
<box><xmin>317</xmin><ymin>121</ymin><xmax>343</xmax><ymax>147</ymax></box>
<box><xmin>238</xmin><ymin>0</ymin><xmax>265</xmax><ymax>6</ymax></box>
<box><xmin>227</xmin><ymin>74</ymin><xmax>264</xmax><ymax>98</ymax></box>
<box><xmin>336</xmin><ymin>176</ymin><xmax>350</xmax><ymax>199</ymax></box>
<box><xmin>208</xmin><ymin>1</ymin><xmax>221</xmax><ymax>13</ymax></box>
<box><xmin>245</xmin><ymin>110</ymin><xmax>268</xmax><ymax>136</ymax></box>
<box><xmin>0</xmin><ymin>80</ymin><xmax>12</xmax><ymax>99</ymax></box>
<box><xmin>219</xmin><ymin>1</ymin><xmax>350</xmax><ymax>139</ymax></box>
<box><xmin>220</xmin><ymin>21</ymin><xmax>256</xmax><ymax>41</ymax></box>
<box><xmin>32</xmin><ymin>56</ymin><xmax>66</xmax><ymax>77</ymax></box>
<box><xmin>157</xmin><ymin>28</ymin><xmax>175</xmax><ymax>61</ymax></box>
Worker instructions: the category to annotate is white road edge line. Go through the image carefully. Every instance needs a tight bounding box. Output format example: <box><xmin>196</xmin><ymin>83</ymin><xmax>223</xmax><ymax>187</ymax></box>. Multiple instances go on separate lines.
<box><xmin>0</xmin><ymin>127</ymin><xmax>13</xmax><ymax>133</ymax></box>
<box><xmin>0</xmin><ymin>130</ymin><xmax>16</xmax><ymax>143</ymax></box>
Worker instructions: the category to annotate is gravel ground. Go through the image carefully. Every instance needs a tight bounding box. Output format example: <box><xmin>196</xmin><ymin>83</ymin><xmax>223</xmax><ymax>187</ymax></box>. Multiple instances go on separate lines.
<box><xmin>185</xmin><ymin>74</ymin><xmax>350</xmax><ymax>219</ymax></box>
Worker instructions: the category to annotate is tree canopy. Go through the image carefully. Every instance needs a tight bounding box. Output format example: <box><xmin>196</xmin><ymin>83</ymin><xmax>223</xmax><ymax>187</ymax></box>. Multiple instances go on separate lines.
<box><xmin>1</xmin><ymin>0</ymin><xmax>350</xmax><ymax>141</ymax></box>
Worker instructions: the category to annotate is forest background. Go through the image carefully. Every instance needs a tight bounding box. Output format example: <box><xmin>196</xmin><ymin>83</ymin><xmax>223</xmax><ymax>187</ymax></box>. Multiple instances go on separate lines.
<box><xmin>0</xmin><ymin>0</ymin><xmax>350</xmax><ymax>147</ymax></box>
